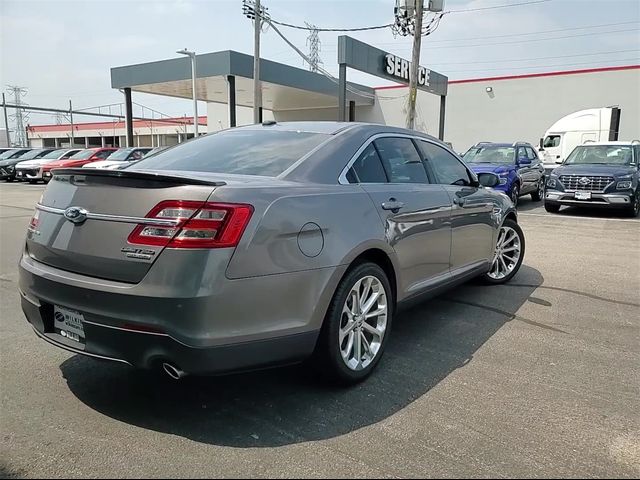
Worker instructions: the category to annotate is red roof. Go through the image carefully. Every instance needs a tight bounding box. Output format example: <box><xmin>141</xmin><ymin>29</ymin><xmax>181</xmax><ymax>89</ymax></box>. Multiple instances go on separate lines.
<box><xmin>374</xmin><ymin>64</ymin><xmax>640</xmax><ymax>90</ymax></box>
<box><xmin>28</xmin><ymin>116</ymin><xmax>207</xmax><ymax>133</ymax></box>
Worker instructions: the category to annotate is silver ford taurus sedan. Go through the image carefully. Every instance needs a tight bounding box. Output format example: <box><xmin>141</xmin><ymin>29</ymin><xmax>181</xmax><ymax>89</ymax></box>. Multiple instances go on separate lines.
<box><xmin>18</xmin><ymin>122</ymin><xmax>524</xmax><ymax>384</ymax></box>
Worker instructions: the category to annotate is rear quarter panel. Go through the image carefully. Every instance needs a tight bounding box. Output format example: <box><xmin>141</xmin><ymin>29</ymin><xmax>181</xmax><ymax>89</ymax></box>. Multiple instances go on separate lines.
<box><xmin>209</xmin><ymin>184</ymin><xmax>391</xmax><ymax>279</ymax></box>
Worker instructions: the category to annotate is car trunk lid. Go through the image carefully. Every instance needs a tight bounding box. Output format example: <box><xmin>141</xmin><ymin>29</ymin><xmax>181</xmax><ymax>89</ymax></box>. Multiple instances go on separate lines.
<box><xmin>27</xmin><ymin>169</ymin><xmax>226</xmax><ymax>283</ymax></box>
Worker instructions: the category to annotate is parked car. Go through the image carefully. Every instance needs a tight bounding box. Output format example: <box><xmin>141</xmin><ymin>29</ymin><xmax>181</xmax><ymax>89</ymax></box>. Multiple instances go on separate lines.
<box><xmin>83</xmin><ymin>147</ymin><xmax>152</xmax><ymax>169</ymax></box>
<box><xmin>15</xmin><ymin>149</ymin><xmax>82</xmax><ymax>183</ymax></box>
<box><xmin>0</xmin><ymin>148</ymin><xmax>32</xmax><ymax>180</ymax></box>
<box><xmin>545</xmin><ymin>141</ymin><xmax>640</xmax><ymax>217</ymax></box>
<box><xmin>0</xmin><ymin>149</ymin><xmax>56</xmax><ymax>182</ymax></box>
<box><xmin>463</xmin><ymin>142</ymin><xmax>545</xmax><ymax>206</ymax></box>
<box><xmin>19</xmin><ymin>122</ymin><xmax>524</xmax><ymax>384</ymax></box>
<box><xmin>41</xmin><ymin>147</ymin><xmax>117</xmax><ymax>181</ymax></box>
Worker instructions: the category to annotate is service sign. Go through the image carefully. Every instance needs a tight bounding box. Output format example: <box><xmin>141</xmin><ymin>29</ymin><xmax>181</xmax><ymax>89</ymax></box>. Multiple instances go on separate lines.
<box><xmin>384</xmin><ymin>54</ymin><xmax>431</xmax><ymax>87</ymax></box>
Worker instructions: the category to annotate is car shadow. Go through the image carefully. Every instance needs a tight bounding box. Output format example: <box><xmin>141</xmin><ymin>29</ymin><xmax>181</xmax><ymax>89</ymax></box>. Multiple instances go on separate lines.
<box><xmin>60</xmin><ymin>265</ymin><xmax>545</xmax><ymax>448</ymax></box>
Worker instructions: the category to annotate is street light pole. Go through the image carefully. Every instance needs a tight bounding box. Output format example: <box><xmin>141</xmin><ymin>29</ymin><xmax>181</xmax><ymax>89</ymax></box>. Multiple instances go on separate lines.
<box><xmin>253</xmin><ymin>0</ymin><xmax>262</xmax><ymax>124</ymax></box>
<box><xmin>177</xmin><ymin>48</ymin><xmax>199</xmax><ymax>137</ymax></box>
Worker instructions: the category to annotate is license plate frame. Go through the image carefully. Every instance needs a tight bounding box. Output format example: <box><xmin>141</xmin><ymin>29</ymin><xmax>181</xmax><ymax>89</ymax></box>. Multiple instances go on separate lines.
<box><xmin>575</xmin><ymin>191</ymin><xmax>592</xmax><ymax>200</ymax></box>
<box><xmin>54</xmin><ymin>305</ymin><xmax>86</xmax><ymax>344</ymax></box>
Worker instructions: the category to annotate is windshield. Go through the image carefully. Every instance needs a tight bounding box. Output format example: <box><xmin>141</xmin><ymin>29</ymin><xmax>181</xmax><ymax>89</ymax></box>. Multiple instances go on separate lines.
<box><xmin>0</xmin><ymin>150</ymin><xmax>25</xmax><ymax>160</ymax></box>
<box><xmin>544</xmin><ymin>135</ymin><xmax>561</xmax><ymax>148</ymax></box>
<box><xmin>564</xmin><ymin>145</ymin><xmax>634</xmax><ymax>165</ymax></box>
<box><xmin>463</xmin><ymin>146</ymin><xmax>515</xmax><ymax>164</ymax></box>
<box><xmin>105</xmin><ymin>148</ymin><xmax>135</xmax><ymax>161</ymax></box>
<box><xmin>16</xmin><ymin>149</ymin><xmax>49</xmax><ymax>160</ymax></box>
<box><xmin>69</xmin><ymin>149</ymin><xmax>99</xmax><ymax>160</ymax></box>
<box><xmin>129</xmin><ymin>130</ymin><xmax>330</xmax><ymax>177</ymax></box>
<box><xmin>40</xmin><ymin>149</ymin><xmax>66</xmax><ymax>159</ymax></box>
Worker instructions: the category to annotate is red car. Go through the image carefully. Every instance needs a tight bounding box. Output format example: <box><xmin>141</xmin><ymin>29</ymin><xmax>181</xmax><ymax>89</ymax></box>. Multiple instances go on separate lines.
<box><xmin>42</xmin><ymin>148</ymin><xmax>117</xmax><ymax>181</ymax></box>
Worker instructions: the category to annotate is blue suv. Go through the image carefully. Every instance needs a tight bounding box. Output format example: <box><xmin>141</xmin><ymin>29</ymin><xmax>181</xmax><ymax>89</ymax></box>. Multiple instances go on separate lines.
<box><xmin>463</xmin><ymin>142</ymin><xmax>545</xmax><ymax>206</ymax></box>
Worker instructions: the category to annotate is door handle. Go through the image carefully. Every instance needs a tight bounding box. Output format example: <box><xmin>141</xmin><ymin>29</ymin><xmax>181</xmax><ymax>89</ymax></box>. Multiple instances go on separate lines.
<box><xmin>381</xmin><ymin>199</ymin><xmax>405</xmax><ymax>212</ymax></box>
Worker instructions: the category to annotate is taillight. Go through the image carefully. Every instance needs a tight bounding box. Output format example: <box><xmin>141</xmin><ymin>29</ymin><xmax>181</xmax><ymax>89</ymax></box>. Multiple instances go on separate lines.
<box><xmin>28</xmin><ymin>209</ymin><xmax>40</xmax><ymax>232</ymax></box>
<box><xmin>127</xmin><ymin>200</ymin><xmax>253</xmax><ymax>249</ymax></box>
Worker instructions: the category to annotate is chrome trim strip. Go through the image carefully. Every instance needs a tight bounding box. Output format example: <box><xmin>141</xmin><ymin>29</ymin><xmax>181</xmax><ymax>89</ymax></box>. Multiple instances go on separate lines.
<box><xmin>35</xmin><ymin>203</ymin><xmax>181</xmax><ymax>226</ymax></box>
<box><xmin>82</xmin><ymin>319</ymin><xmax>170</xmax><ymax>338</ymax></box>
<box><xmin>31</xmin><ymin>327</ymin><xmax>132</xmax><ymax>365</ymax></box>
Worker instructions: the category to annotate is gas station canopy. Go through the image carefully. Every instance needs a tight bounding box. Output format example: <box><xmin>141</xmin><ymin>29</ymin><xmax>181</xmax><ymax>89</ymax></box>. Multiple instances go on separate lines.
<box><xmin>111</xmin><ymin>50</ymin><xmax>375</xmax><ymax>111</ymax></box>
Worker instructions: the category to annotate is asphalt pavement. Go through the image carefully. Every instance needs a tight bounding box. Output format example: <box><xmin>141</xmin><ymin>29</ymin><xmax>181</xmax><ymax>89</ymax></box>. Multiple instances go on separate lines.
<box><xmin>1</xmin><ymin>181</ymin><xmax>638</xmax><ymax>478</ymax></box>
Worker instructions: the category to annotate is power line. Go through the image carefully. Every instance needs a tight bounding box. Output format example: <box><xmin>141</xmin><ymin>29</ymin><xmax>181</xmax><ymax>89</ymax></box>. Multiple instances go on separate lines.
<box><xmin>442</xmin><ymin>57</ymin><xmax>640</xmax><ymax>73</ymax></box>
<box><xmin>387</xmin><ymin>19</ymin><xmax>640</xmax><ymax>45</ymax></box>
<box><xmin>447</xmin><ymin>0</ymin><xmax>552</xmax><ymax>13</ymax></box>
<box><xmin>388</xmin><ymin>27</ymin><xmax>639</xmax><ymax>50</ymax></box>
<box><xmin>268</xmin><ymin>18</ymin><xmax>393</xmax><ymax>32</ymax></box>
<box><xmin>428</xmin><ymin>48</ymin><xmax>640</xmax><ymax>66</ymax></box>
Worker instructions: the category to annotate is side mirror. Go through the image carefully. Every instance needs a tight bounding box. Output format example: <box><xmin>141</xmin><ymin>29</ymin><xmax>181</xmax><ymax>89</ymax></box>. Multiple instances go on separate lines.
<box><xmin>477</xmin><ymin>172</ymin><xmax>500</xmax><ymax>188</ymax></box>
<box><xmin>539</xmin><ymin>138</ymin><xmax>545</xmax><ymax>151</ymax></box>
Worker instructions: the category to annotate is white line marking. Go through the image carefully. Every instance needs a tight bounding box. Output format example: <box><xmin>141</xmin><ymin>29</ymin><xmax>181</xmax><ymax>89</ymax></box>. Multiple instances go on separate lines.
<box><xmin>520</xmin><ymin>212</ymin><xmax>639</xmax><ymax>223</ymax></box>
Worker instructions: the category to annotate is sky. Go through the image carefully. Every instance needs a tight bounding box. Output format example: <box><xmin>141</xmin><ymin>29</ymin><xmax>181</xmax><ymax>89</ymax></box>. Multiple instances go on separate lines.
<box><xmin>1</xmin><ymin>0</ymin><xmax>639</xmax><ymax>128</ymax></box>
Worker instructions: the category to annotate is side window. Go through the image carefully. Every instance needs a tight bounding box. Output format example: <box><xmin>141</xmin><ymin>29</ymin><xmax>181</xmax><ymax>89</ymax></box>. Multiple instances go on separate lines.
<box><xmin>526</xmin><ymin>147</ymin><xmax>537</xmax><ymax>160</ymax></box>
<box><xmin>418</xmin><ymin>140</ymin><xmax>471</xmax><ymax>186</ymax></box>
<box><xmin>95</xmin><ymin>150</ymin><xmax>112</xmax><ymax>159</ymax></box>
<box><xmin>62</xmin><ymin>151</ymin><xmax>75</xmax><ymax>159</ymax></box>
<box><xmin>374</xmin><ymin>137</ymin><xmax>429</xmax><ymax>184</ymax></box>
<box><xmin>517</xmin><ymin>147</ymin><xmax>528</xmax><ymax>162</ymax></box>
<box><xmin>346</xmin><ymin>143</ymin><xmax>387</xmax><ymax>183</ymax></box>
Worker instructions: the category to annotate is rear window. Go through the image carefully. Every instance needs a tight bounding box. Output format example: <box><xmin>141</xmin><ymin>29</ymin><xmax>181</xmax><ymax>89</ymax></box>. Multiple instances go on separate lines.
<box><xmin>129</xmin><ymin>130</ymin><xmax>329</xmax><ymax>177</ymax></box>
<box><xmin>69</xmin><ymin>149</ymin><xmax>99</xmax><ymax>160</ymax></box>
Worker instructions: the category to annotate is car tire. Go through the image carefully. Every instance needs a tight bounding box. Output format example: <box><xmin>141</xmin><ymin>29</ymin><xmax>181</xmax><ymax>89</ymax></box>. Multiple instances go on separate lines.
<box><xmin>481</xmin><ymin>218</ymin><xmax>525</xmax><ymax>285</ymax></box>
<box><xmin>544</xmin><ymin>203</ymin><xmax>560</xmax><ymax>213</ymax></box>
<box><xmin>627</xmin><ymin>192</ymin><xmax>640</xmax><ymax>218</ymax></box>
<box><xmin>531</xmin><ymin>178</ymin><xmax>544</xmax><ymax>201</ymax></box>
<box><xmin>510</xmin><ymin>183</ymin><xmax>520</xmax><ymax>207</ymax></box>
<box><xmin>314</xmin><ymin>262</ymin><xmax>393</xmax><ymax>385</ymax></box>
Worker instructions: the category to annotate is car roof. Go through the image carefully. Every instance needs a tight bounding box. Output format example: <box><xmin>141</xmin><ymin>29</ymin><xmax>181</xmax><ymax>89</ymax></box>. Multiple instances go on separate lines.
<box><xmin>580</xmin><ymin>141</ymin><xmax>638</xmax><ymax>146</ymax></box>
<box><xmin>472</xmin><ymin>142</ymin><xmax>532</xmax><ymax>147</ymax></box>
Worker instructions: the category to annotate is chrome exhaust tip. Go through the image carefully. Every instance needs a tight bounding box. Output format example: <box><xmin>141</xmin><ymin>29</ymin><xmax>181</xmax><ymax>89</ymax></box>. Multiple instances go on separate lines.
<box><xmin>162</xmin><ymin>362</ymin><xmax>185</xmax><ymax>380</ymax></box>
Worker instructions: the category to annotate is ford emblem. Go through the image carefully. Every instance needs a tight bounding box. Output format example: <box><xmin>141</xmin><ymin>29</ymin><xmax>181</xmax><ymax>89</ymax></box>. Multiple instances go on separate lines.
<box><xmin>64</xmin><ymin>206</ymin><xmax>88</xmax><ymax>225</ymax></box>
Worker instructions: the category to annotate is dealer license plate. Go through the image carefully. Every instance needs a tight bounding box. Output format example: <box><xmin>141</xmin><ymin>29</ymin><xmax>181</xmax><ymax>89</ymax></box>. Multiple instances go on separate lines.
<box><xmin>54</xmin><ymin>305</ymin><xmax>85</xmax><ymax>343</ymax></box>
<box><xmin>575</xmin><ymin>191</ymin><xmax>592</xmax><ymax>200</ymax></box>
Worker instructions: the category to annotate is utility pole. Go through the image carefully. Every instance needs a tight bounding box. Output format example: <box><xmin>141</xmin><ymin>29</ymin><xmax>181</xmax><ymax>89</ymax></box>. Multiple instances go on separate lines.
<box><xmin>253</xmin><ymin>0</ymin><xmax>262</xmax><ymax>123</ymax></box>
<box><xmin>2</xmin><ymin>93</ymin><xmax>10</xmax><ymax>147</ymax></box>
<box><xmin>407</xmin><ymin>0</ymin><xmax>424</xmax><ymax>130</ymax></box>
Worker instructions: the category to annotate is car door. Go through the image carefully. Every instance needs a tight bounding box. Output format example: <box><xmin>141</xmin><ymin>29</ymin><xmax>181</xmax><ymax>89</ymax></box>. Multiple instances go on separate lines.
<box><xmin>417</xmin><ymin>139</ymin><xmax>495</xmax><ymax>274</ymax></box>
<box><xmin>516</xmin><ymin>146</ymin><xmax>536</xmax><ymax>194</ymax></box>
<box><xmin>345</xmin><ymin>136</ymin><xmax>452</xmax><ymax>297</ymax></box>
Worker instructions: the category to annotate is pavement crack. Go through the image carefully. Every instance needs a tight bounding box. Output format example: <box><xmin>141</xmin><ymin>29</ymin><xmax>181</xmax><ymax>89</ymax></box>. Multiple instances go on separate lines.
<box><xmin>442</xmin><ymin>297</ymin><xmax>569</xmax><ymax>334</ymax></box>
<box><xmin>501</xmin><ymin>283</ymin><xmax>640</xmax><ymax>308</ymax></box>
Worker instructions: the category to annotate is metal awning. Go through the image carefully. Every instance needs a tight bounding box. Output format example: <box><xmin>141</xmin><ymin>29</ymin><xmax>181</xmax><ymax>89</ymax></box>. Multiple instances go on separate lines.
<box><xmin>111</xmin><ymin>50</ymin><xmax>374</xmax><ymax>111</ymax></box>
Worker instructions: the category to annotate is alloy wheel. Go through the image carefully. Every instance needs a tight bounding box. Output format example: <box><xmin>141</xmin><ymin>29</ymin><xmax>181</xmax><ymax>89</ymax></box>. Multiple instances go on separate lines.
<box><xmin>511</xmin><ymin>185</ymin><xmax>519</xmax><ymax>206</ymax></box>
<box><xmin>339</xmin><ymin>275</ymin><xmax>388</xmax><ymax>371</ymax></box>
<box><xmin>488</xmin><ymin>226</ymin><xmax>522</xmax><ymax>280</ymax></box>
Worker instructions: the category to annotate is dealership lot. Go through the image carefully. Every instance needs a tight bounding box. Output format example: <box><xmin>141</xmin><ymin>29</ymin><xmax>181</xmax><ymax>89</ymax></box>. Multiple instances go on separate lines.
<box><xmin>1</xmin><ymin>182</ymin><xmax>638</xmax><ymax>478</ymax></box>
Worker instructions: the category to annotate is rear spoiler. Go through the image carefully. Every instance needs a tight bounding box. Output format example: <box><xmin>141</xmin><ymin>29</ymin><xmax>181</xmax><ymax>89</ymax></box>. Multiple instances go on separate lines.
<box><xmin>51</xmin><ymin>168</ymin><xmax>226</xmax><ymax>187</ymax></box>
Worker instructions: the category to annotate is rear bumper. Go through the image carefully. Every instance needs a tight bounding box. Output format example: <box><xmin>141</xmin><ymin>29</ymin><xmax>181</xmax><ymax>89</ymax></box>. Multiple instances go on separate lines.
<box><xmin>545</xmin><ymin>190</ymin><xmax>634</xmax><ymax>208</ymax></box>
<box><xmin>23</xmin><ymin>299</ymin><xmax>317</xmax><ymax>375</ymax></box>
<box><xmin>19</xmin><ymin>252</ymin><xmax>344</xmax><ymax>374</ymax></box>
